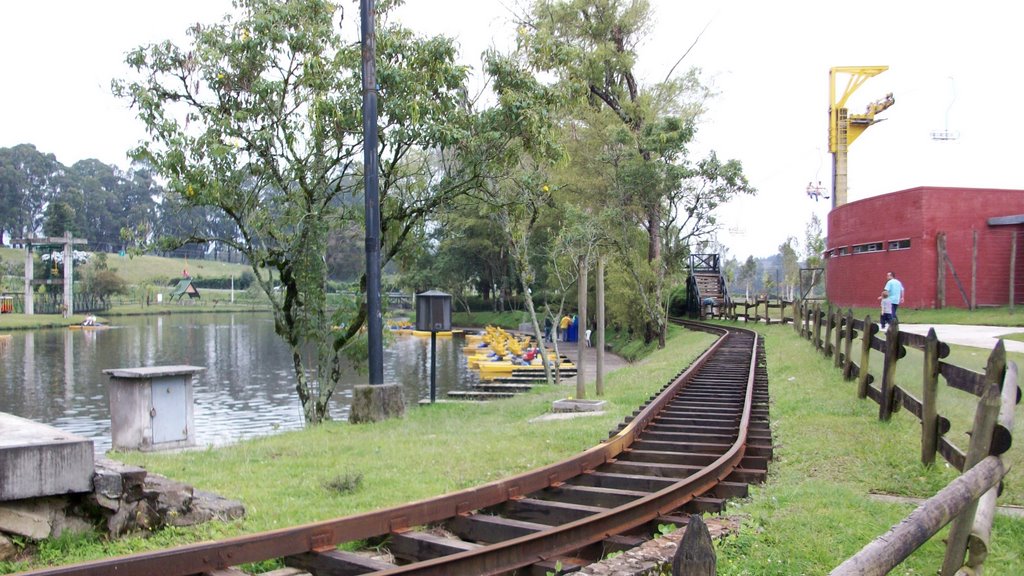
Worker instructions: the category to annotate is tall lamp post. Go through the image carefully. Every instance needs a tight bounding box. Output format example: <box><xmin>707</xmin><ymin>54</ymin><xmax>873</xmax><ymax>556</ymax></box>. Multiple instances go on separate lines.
<box><xmin>415</xmin><ymin>290</ymin><xmax>451</xmax><ymax>404</ymax></box>
<box><xmin>360</xmin><ymin>0</ymin><xmax>383</xmax><ymax>385</ymax></box>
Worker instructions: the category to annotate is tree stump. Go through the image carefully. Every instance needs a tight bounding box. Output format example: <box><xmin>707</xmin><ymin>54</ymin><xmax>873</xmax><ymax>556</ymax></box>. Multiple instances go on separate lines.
<box><xmin>350</xmin><ymin>384</ymin><xmax>406</xmax><ymax>424</ymax></box>
<box><xmin>672</xmin><ymin>514</ymin><xmax>716</xmax><ymax>576</ymax></box>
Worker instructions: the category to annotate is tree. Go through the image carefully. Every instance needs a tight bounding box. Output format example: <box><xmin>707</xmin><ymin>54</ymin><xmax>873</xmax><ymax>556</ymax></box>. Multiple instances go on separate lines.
<box><xmin>778</xmin><ymin>236</ymin><xmax>799</xmax><ymax>301</ymax></box>
<box><xmin>0</xmin><ymin>144</ymin><xmax>63</xmax><ymax>240</ymax></box>
<box><xmin>113</xmin><ymin>0</ymin><xmax>473</xmax><ymax>424</ymax></box>
<box><xmin>82</xmin><ymin>253</ymin><xmax>128</xmax><ymax>307</ymax></box>
<box><xmin>518</xmin><ymin>0</ymin><xmax>753</xmax><ymax>346</ymax></box>
<box><xmin>802</xmin><ymin>213</ymin><xmax>826</xmax><ymax>298</ymax></box>
<box><xmin>43</xmin><ymin>201</ymin><xmax>76</xmax><ymax>237</ymax></box>
<box><xmin>738</xmin><ymin>255</ymin><xmax>757</xmax><ymax>300</ymax></box>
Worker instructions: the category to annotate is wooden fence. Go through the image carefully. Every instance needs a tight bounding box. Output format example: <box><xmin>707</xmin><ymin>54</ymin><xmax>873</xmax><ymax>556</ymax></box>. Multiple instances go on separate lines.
<box><xmin>721</xmin><ymin>297</ymin><xmax>795</xmax><ymax>325</ymax></box>
<box><xmin>790</xmin><ymin>301</ymin><xmax>1019</xmax><ymax>575</ymax></box>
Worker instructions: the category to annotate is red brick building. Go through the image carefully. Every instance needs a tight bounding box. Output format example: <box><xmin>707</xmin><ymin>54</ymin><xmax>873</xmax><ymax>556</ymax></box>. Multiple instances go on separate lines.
<box><xmin>825</xmin><ymin>187</ymin><xmax>1024</xmax><ymax>309</ymax></box>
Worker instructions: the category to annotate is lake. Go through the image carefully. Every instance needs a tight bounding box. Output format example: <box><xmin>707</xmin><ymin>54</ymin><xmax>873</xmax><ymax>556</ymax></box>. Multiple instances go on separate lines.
<box><xmin>0</xmin><ymin>313</ymin><xmax>479</xmax><ymax>453</ymax></box>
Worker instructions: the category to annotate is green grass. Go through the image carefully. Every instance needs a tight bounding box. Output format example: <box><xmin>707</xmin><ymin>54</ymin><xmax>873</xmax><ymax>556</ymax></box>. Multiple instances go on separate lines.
<box><xmin>1</xmin><ymin>247</ymin><xmax>252</xmax><ymax>288</ymax></box>
<box><xmin>713</xmin><ymin>323</ymin><xmax>1023</xmax><ymax>575</ymax></box>
<box><xmin>833</xmin><ymin>305</ymin><xmax>1023</xmax><ymax>328</ymax></box>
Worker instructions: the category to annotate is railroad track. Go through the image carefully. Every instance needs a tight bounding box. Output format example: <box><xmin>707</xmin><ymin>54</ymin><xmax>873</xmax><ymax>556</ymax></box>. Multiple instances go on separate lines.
<box><xmin>20</xmin><ymin>320</ymin><xmax>771</xmax><ymax>576</ymax></box>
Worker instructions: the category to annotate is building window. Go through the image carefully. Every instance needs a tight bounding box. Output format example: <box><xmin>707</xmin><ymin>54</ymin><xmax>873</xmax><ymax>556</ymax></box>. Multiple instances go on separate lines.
<box><xmin>888</xmin><ymin>239</ymin><xmax>911</xmax><ymax>251</ymax></box>
<box><xmin>838</xmin><ymin>246</ymin><xmax>849</xmax><ymax>256</ymax></box>
<box><xmin>852</xmin><ymin>242</ymin><xmax>884</xmax><ymax>254</ymax></box>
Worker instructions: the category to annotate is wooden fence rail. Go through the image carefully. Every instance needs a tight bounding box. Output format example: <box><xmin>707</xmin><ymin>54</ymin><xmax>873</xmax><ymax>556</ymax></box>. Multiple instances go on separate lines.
<box><xmin>789</xmin><ymin>300</ymin><xmax>1019</xmax><ymax>575</ymax></box>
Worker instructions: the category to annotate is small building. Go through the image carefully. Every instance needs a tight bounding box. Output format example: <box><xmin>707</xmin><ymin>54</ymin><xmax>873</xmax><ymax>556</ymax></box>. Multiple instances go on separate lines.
<box><xmin>825</xmin><ymin>187</ymin><xmax>1024</xmax><ymax>309</ymax></box>
<box><xmin>170</xmin><ymin>278</ymin><xmax>201</xmax><ymax>302</ymax></box>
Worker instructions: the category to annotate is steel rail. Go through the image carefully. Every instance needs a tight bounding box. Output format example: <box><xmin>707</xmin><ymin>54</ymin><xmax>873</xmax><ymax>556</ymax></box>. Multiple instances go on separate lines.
<box><xmin>17</xmin><ymin>321</ymin><xmax>763</xmax><ymax>576</ymax></box>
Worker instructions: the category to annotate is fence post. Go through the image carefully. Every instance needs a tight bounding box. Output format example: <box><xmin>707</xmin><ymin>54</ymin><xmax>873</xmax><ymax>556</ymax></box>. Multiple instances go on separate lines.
<box><xmin>858</xmin><ymin>315</ymin><xmax>875</xmax><ymax>399</ymax></box>
<box><xmin>798</xmin><ymin>300</ymin><xmax>807</xmax><ymax>338</ymax></box>
<box><xmin>813</xmin><ymin>303</ymin><xmax>823</xmax><ymax>354</ymax></box>
<box><xmin>879</xmin><ymin>319</ymin><xmax>902</xmax><ymax>421</ymax></box>
<box><xmin>842</xmin><ymin>309</ymin><xmax>856</xmax><ymax>379</ymax></box>
<box><xmin>823</xmin><ymin>304</ymin><xmax>835</xmax><ymax>358</ymax></box>
<box><xmin>940</xmin><ymin>345</ymin><xmax>1004</xmax><ymax>576</ymax></box>
<box><xmin>921</xmin><ymin>328</ymin><xmax>940</xmax><ymax>466</ymax></box>
<box><xmin>966</xmin><ymin>354</ymin><xmax>1018</xmax><ymax>572</ymax></box>
<box><xmin>833</xmin><ymin>308</ymin><xmax>845</xmax><ymax>368</ymax></box>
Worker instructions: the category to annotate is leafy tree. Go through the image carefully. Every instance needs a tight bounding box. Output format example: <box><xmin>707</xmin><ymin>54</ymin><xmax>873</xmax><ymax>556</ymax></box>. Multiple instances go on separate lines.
<box><xmin>738</xmin><ymin>255</ymin><xmax>757</xmax><ymax>300</ymax></box>
<box><xmin>517</xmin><ymin>0</ymin><xmax>753</xmax><ymax>346</ymax></box>
<box><xmin>802</xmin><ymin>213</ymin><xmax>826</xmax><ymax>298</ymax></box>
<box><xmin>113</xmin><ymin>0</ymin><xmax>473</xmax><ymax>424</ymax></box>
<box><xmin>0</xmin><ymin>144</ymin><xmax>63</xmax><ymax>240</ymax></box>
<box><xmin>778</xmin><ymin>236</ymin><xmax>799</xmax><ymax>300</ymax></box>
<box><xmin>43</xmin><ymin>201</ymin><xmax>76</xmax><ymax>237</ymax></box>
<box><xmin>81</xmin><ymin>254</ymin><xmax>128</xmax><ymax>306</ymax></box>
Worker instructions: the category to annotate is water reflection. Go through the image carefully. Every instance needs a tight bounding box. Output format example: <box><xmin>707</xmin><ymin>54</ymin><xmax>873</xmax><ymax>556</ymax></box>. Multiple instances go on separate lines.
<box><xmin>0</xmin><ymin>314</ymin><xmax>480</xmax><ymax>453</ymax></box>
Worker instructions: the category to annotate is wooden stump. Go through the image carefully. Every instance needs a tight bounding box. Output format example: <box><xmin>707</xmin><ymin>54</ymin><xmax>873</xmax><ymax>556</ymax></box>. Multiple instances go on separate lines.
<box><xmin>672</xmin><ymin>514</ymin><xmax>716</xmax><ymax>576</ymax></box>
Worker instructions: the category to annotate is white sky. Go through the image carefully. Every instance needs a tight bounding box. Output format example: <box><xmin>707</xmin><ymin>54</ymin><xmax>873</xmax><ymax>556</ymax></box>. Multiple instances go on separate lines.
<box><xmin>2</xmin><ymin>1</ymin><xmax>1021</xmax><ymax>259</ymax></box>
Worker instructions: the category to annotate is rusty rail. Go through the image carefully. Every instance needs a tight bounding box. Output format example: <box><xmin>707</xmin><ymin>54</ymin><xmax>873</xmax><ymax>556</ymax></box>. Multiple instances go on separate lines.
<box><xmin>17</xmin><ymin>320</ymin><xmax>769</xmax><ymax>576</ymax></box>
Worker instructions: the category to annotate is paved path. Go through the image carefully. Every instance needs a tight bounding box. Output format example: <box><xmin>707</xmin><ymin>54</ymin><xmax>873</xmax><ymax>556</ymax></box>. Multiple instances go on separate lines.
<box><xmin>549</xmin><ymin>340</ymin><xmax>630</xmax><ymax>384</ymax></box>
<box><xmin>898</xmin><ymin>324</ymin><xmax>1024</xmax><ymax>354</ymax></box>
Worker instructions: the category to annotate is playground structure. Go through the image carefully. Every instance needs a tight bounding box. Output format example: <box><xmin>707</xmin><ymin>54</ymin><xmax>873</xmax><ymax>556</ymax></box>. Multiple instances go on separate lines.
<box><xmin>829</xmin><ymin>66</ymin><xmax>894</xmax><ymax>208</ymax></box>
<box><xmin>12</xmin><ymin>233</ymin><xmax>88</xmax><ymax>315</ymax></box>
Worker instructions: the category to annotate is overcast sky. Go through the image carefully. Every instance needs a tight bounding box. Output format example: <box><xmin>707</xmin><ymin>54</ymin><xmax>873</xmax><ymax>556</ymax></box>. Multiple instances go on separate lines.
<box><xmin>2</xmin><ymin>1</ymin><xmax>1021</xmax><ymax>259</ymax></box>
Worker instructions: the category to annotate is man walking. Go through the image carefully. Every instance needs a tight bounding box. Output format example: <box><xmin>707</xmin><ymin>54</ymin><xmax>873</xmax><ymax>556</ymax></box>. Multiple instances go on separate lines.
<box><xmin>884</xmin><ymin>271</ymin><xmax>905</xmax><ymax>322</ymax></box>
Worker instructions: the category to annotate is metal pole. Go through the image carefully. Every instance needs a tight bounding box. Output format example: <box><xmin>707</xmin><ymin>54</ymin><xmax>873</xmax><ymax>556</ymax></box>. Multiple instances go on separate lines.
<box><xmin>430</xmin><ymin>331</ymin><xmax>437</xmax><ymax>404</ymax></box>
<box><xmin>361</xmin><ymin>0</ymin><xmax>383</xmax><ymax>385</ymax></box>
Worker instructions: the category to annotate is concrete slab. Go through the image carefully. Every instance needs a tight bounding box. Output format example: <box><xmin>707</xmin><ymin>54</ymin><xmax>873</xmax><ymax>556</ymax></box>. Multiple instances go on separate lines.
<box><xmin>899</xmin><ymin>324</ymin><xmax>1024</xmax><ymax>354</ymax></box>
<box><xmin>0</xmin><ymin>413</ymin><xmax>94</xmax><ymax>502</ymax></box>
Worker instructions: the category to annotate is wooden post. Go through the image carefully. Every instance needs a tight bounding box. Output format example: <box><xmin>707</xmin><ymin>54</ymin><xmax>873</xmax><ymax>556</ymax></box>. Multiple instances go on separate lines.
<box><xmin>971</xmin><ymin>230</ymin><xmax>978</xmax><ymax>311</ymax></box>
<box><xmin>833</xmin><ymin>308</ymin><xmax>845</xmax><ymax>368</ymax></box>
<box><xmin>823</xmin><ymin>304</ymin><xmax>835</xmax><ymax>358</ymax></box>
<box><xmin>842</xmin><ymin>309</ymin><xmax>856</xmax><ymax>379</ymax></box>
<box><xmin>858</xmin><ymin>316</ymin><xmax>874</xmax><ymax>399</ymax></box>
<box><xmin>967</xmin><ymin>356</ymin><xmax>1018</xmax><ymax>572</ymax></box>
<box><xmin>813</xmin><ymin>303</ymin><xmax>823</xmax><ymax>354</ymax></box>
<box><xmin>940</xmin><ymin>345</ymin><xmax>1004</xmax><ymax>576</ymax></box>
<box><xmin>1011</xmin><ymin>231</ymin><xmax>1017</xmax><ymax>311</ymax></box>
<box><xmin>831</xmin><ymin>456</ymin><xmax>1005</xmax><ymax>576</ymax></box>
<box><xmin>921</xmin><ymin>328</ymin><xmax>941</xmax><ymax>466</ymax></box>
<box><xmin>672</xmin><ymin>514</ymin><xmax>716</xmax><ymax>576</ymax></box>
<box><xmin>798</xmin><ymin>300</ymin><xmax>807</xmax><ymax>338</ymax></box>
<box><xmin>937</xmin><ymin>232</ymin><xmax>946</xmax><ymax>309</ymax></box>
<box><xmin>879</xmin><ymin>319</ymin><xmax>900</xmax><ymax>421</ymax></box>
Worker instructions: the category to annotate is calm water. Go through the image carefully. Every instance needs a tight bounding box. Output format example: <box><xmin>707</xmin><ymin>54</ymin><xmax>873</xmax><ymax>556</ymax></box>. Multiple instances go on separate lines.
<box><xmin>0</xmin><ymin>313</ymin><xmax>478</xmax><ymax>453</ymax></box>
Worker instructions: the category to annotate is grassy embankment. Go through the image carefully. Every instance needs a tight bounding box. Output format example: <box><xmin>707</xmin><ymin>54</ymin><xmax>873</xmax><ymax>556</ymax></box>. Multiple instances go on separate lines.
<box><xmin>0</xmin><ymin>247</ymin><xmax>268</xmax><ymax>331</ymax></box>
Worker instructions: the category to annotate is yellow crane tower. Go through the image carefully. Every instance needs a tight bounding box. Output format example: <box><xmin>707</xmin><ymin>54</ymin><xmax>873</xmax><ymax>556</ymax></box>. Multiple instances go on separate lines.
<box><xmin>829</xmin><ymin>66</ymin><xmax>895</xmax><ymax>208</ymax></box>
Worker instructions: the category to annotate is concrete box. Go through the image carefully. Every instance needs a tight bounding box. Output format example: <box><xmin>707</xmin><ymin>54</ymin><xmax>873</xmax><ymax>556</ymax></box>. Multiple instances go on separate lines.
<box><xmin>0</xmin><ymin>413</ymin><xmax>94</xmax><ymax>501</ymax></box>
<box><xmin>104</xmin><ymin>366</ymin><xmax>204</xmax><ymax>452</ymax></box>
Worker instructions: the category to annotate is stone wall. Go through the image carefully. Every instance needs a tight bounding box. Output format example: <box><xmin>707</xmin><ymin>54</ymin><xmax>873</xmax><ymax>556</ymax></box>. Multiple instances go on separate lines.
<box><xmin>0</xmin><ymin>457</ymin><xmax>244</xmax><ymax>562</ymax></box>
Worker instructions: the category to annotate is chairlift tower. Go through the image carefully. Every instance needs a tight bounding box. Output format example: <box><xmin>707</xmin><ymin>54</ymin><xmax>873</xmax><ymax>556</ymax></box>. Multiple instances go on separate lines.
<box><xmin>931</xmin><ymin>77</ymin><xmax>960</xmax><ymax>141</ymax></box>
<box><xmin>829</xmin><ymin>66</ymin><xmax>895</xmax><ymax>209</ymax></box>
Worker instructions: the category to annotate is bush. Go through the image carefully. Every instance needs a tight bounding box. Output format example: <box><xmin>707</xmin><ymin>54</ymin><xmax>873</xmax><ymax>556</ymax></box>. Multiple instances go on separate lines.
<box><xmin>667</xmin><ymin>283</ymin><xmax>688</xmax><ymax>317</ymax></box>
